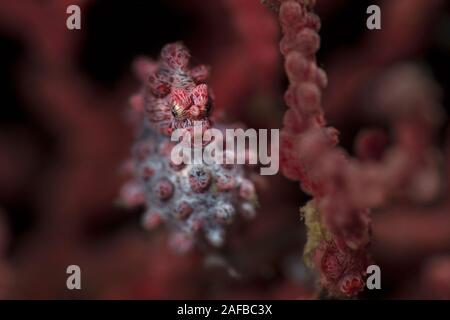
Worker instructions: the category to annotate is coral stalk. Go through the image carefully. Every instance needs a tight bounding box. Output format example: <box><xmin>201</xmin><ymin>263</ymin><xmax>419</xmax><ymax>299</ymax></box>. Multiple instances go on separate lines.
<box><xmin>264</xmin><ymin>0</ymin><xmax>444</xmax><ymax>297</ymax></box>
<box><xmin>262</xmin><ymin>0</ymin><xmax>370</xmax><ymax>297</ymax></box>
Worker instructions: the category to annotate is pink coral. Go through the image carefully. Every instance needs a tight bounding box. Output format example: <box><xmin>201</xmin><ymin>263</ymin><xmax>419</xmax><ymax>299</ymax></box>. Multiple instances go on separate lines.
<box><xmin>121</xmin><ymin>43</ymin><xmax>258</xmax><ymax>252</ymax></box>
<box><xmin>266</xmin><ymin>0</ymin><xmax>445</xmax><ymax>297</ymax></box>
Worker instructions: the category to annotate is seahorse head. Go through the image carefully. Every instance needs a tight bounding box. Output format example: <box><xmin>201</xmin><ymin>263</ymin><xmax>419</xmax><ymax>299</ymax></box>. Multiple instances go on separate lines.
<box><xmin>144</xmin><ymin>42</ymin><xmax>213</xmax><ymax>136</ymax></box>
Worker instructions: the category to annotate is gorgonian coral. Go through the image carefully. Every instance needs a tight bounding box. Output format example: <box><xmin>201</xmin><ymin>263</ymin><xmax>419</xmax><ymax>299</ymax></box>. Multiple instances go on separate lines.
<box><xmin>264</xmin><ymin>0</ymin><xmax>444</xmax><ymax>297</ymax></box>
<box><xmin>121</xmin><ymin>43</ymin><xmax>258</xmax><ymax>252</ymax></box>
<box><xmin>262</xmin><ymin>0</ymin><xmax>370</xmax><ymax>297</ymax></box>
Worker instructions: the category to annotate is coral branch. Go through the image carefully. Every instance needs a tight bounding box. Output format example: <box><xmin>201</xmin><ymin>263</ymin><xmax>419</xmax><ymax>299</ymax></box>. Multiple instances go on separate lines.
<box><xmin>264</xmin><ymin>0</ymin><xmax>444</xmax><ymax>297</ymax></box>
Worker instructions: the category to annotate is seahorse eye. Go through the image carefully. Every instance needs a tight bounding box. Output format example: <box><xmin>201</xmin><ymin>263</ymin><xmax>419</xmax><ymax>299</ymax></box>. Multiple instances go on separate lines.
<box><xmin>171</xmin><ymin>103</ymin><xmax>184</xmax><ymax>119</ymax></box>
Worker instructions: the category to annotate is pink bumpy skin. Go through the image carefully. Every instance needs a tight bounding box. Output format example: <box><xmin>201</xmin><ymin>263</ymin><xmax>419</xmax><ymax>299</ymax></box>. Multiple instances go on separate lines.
<box><xmin>121</xmin><ymin>43</ymin><xmax>258</xmax><ymax>252</ymax></box>
<box><xmin>142</xmin><ymin>43</ymin><xmax>212</xmax><ymax>136</ymax></box>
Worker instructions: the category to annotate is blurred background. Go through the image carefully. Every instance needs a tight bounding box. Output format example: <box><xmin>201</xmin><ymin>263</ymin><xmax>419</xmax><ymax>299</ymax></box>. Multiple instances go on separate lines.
<box><xmin>0</xmin><ymin>0</ymin><xmax>449</xmax><ymax>299</ymax></box>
